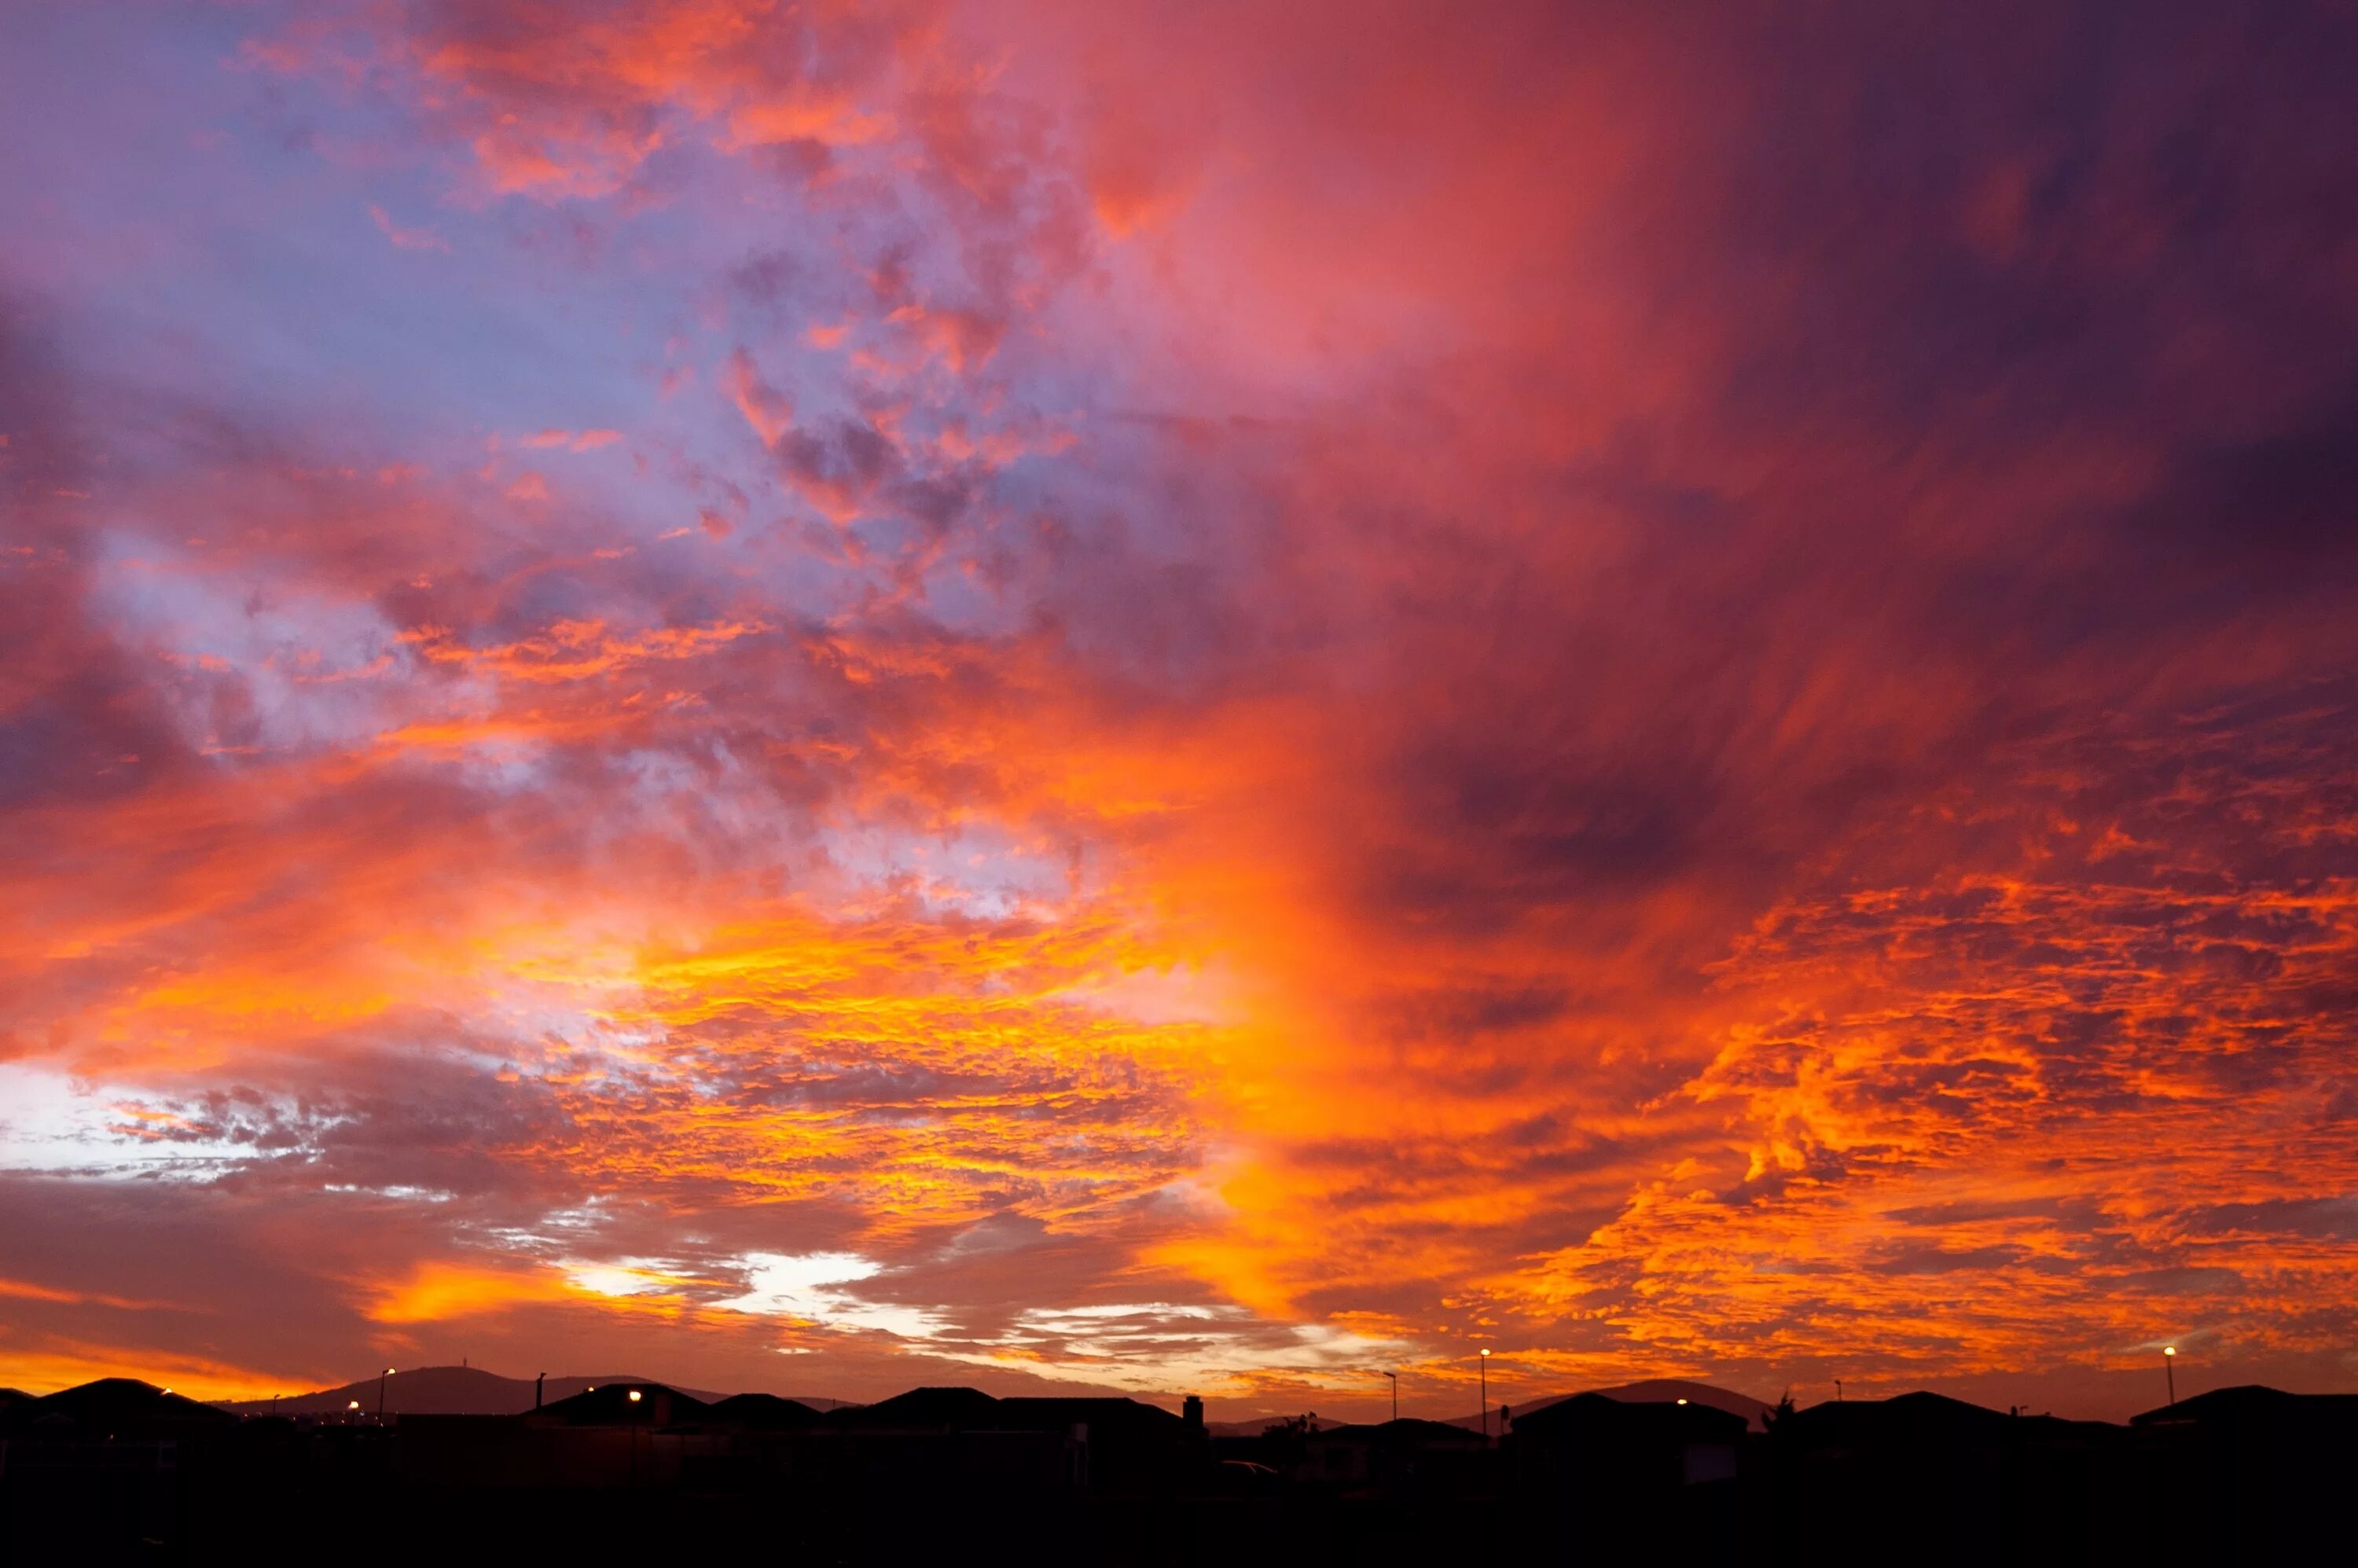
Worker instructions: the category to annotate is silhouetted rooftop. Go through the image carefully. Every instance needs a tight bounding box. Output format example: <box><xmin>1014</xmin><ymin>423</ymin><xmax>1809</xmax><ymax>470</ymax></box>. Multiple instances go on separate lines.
<box><xmin>18</xmin><ymin>1379</ymin><xmax>240</xmax><ymax>1434</ymax></box>
<box><xmin>702</xmin><ymin>1392</ymin><xmax>828</xmax><ymax>1429</ymax></box>
<box><xmin>1780</xmin><ymin>1390</ymin><xmax>2006</xmax><ymax>1438</ymax></box>
<box><xmin>530</xmin><ymin>1381</ymin><xmax>711</xmax><ymax>1426</ymax></box>
<box><xmin>836</xmin><ymin>1386</ymin><xmax>1005</xmax><ymax>1429</ymax></box>
<box><xmin>1774</xmin><ymin>1390</ymin><xmax>2124</xmax><ymax>1449</ymax></box>
<box><xmin>2132</xmin><ymin>1384</ymin><xmax>2358</xmax><ymax>1429</ymax></box>
<box><xmin>1510</xmin><ymin>1391</ymin><xmax>1746</xmax><ymax>1441</ymax></box>
<box><xmin>1313</xmin><ymin>1417</ymin><xmax>1489</xmax><ymax>1448</ymax></box>
<box><xmin>995</xmin><ymin>1396</ymin><xmax>1186</xmax><ymax>1435</ymax></box>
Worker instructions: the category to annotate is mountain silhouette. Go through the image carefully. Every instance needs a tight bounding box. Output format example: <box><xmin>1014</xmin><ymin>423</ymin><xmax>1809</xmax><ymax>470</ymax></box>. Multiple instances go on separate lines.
<box><xmin>211</xmin><ymin>1364</ymin><xmax>817</xmax><ymax>1417</ymax></box>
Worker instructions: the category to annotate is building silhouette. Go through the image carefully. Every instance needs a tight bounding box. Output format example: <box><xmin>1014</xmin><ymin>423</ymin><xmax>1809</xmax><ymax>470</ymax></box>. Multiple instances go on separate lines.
<box><xmin>5</xmin><ymin>1371</ymin><xmax>2352</xmax><ymax>1562</ymax></box>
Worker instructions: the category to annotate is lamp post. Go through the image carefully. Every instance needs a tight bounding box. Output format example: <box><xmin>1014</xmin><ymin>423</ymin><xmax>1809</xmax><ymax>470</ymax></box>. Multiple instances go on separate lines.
<box><xmin>628</xmin><ymin>1389</ymin><xmax>644</xmax><ymax>1482</ymax></box>
<box><xmin>1383</xmin><ymin>1372</ymin><xmax>1398</xmax><ymax>1423</ymax></box>
<box><xmin>2163</xmin><ymin>1346</ymin><xmax>2176</xmax><ymax>1406</ymax></box>
<box><xmin>1835</xmin><ymin>1379</ymin><xmax>1843</xmax><ymax>1403</ymax></box>
<box><xmin>347</xmin><ymin>1400</ymin><xmax>361</xmax><ymax>1424</ymax></box>
<box><xmin>1479</xmin><ymin>1349</ymin><xmax>1491</xmax><ymax>1440</ymax></box>
<box><xmin>377</xmin><ymin>1368</ymin><xmax>395</xmax><ymax>1422</ymax></box>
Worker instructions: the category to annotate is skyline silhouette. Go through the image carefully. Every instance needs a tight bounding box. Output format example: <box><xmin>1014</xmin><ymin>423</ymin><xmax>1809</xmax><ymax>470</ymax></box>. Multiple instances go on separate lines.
<box><xmin>6</xmin><ymin>1364</ymin><xmax>2349</xmax><ymax>1562</ymax></box>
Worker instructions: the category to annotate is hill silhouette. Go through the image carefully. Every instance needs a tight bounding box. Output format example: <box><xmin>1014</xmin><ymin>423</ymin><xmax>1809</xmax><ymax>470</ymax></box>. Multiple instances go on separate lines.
<box><xmin>211</xmin><ymin>1364</ymin><xmax>848</xmax><ymax>1417</ymax></box>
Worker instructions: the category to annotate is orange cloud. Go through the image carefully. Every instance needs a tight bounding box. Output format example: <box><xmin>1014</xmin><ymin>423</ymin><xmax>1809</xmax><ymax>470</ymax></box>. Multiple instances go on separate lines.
<box><xmin>364</xmin><ymin>1262</ymin><xmax>579</xmax><ymax>1324</ymax></box>
<box><xmin>0</xmin><ymin>1278</ymin><xmax>180</xmax><ymax>1313</ymax></box>
<box><xmin>0</xmin><ymin>1343</ymin><xmax>294</xmax><ymax>1403</ymax></box>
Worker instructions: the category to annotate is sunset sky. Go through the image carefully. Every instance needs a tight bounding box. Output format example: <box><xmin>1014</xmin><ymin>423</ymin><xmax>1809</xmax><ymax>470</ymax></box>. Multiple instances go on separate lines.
<box><xmin>4</xmin><ymin>2</ymin><xmax>2355</xmax><ymax>1421</ymax></box>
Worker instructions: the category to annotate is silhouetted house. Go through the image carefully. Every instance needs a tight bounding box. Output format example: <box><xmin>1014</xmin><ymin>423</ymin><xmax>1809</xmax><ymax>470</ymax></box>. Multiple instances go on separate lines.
<box><xmin>834</xmin><ymin>1384</ymin><xmax>1005</xmax><ymax>1431</ymax></box>
<box><xmin>2130</xmin><ymin>1382</ymin><xmax>2358</xmax><ymax>1441</ymax></box>
<box><xmin>1768</xmin><ymin>1392</ymin><xmax>2128</xmax><ymax>1563</ymax></box>
<box><xmin>402</xmin><ymin>1383</ymin><xmax>715</xmax><ymax>1490</ymax></box>
<box><xmin>1511</xmin><ymin>1391</ymin><xmax>1745</xmax><ymax>1489</ymax></box>
<box><xmin>996</xmin><ymin>1396</ymin><xmax>1193</xmax><ymax>1491</ymax></box>
<box><xmin>792</xmin><ymin>1387</ymin><xmax>1195</xmax><ymax>1495</ymax></box>
<box><xmin>1504</xmin><ymin>1392</ymin><xmax>1747</xmax><ymax>1551</ymax></box>
<box><xmin>2127</xmin><ymin>1386</ymin><xmax>2358</xmax><ymax>1562</ymax></box>
<box><xmin>1299</xmin><ymin>1417</ymin><xmax>1489</xmax><ymax>1494</ymax></box>
<box><xmin>696</xmin><ymin>1392</ymin><xmax>828</xmax><ymax>1430</ymax></box>
<box><xmin>656</xmin><ymin>1393</ymin><xmax>832</xmax><ymax>1489</ymax></box>
<box><xmin>524</xmin><ymin>1380</ymin><xmax>711</xmax><ymax>1428</ymax></box>
<box><xmin>0</xmin><ymin>1379</ymin><xmax>241</xmax><ymax>1554</ymax></box>
<box><xmin>13</xmin><ymin>1378</ymin><xmax>239</xmax><ymax>1442</ymax></box>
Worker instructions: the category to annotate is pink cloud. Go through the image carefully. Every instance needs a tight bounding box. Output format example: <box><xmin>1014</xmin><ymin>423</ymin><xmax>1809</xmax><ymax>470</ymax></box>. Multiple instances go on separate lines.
<box><xmin>368</xmin><ymin>204</ymin><xmax>450</xmax><ymax>252</ymax></box>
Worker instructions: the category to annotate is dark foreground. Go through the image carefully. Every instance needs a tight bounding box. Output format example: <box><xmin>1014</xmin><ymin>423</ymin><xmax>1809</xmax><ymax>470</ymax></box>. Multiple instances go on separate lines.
<box><xmin>3</xmin><ymin>1379</ymin><xmax>2349</xmax><ymax>1564</ymax></box>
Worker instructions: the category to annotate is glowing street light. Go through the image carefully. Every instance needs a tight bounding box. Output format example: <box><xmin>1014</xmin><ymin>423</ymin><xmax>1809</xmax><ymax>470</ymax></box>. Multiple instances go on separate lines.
<box><xmin>1478</xmin><ymin>1349</ymin><xmax>1493</xmax><ymax>1439</ymax></box>
<box><xmin>377</xmin><ymin>1367</ymin><xmax>395</xmax><ymax>1421</ymax></box>
<box><xmin>2163</xmin><ymin>1345</ymin><xmax>2177</xmax><ymax>1405</ymax></box>
<box><xmin>627</xmin><ymin>1389</ymin><xmax>643</xmax><ymax>1403</ymax></box>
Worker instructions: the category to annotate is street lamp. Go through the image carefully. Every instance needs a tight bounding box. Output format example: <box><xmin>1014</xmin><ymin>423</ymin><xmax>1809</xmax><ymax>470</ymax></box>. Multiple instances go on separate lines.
<box><xmin>2163</xmin><ymin>1345</ymin><xmax>2177</xmax><ymax>1406</ymax></box>
<box><xmin>377</xmin><ymin>1367</ymin><xmax>395</xmax><ymax>1421</ymax></box>
<box><xmin>1383</xmin><ymin>1372</ymin><xmax>1398</xmax><ymax>1423</ymax></box>
<box><xmin>1478</xmin><ymin>1349</ymin><xmax>1492</xmax><ymax>1439</ymax></box>
<box><xmin>347</xmin><ymin>1400</ymin><xmax>361</xmax><ymax>1423</ymax></box>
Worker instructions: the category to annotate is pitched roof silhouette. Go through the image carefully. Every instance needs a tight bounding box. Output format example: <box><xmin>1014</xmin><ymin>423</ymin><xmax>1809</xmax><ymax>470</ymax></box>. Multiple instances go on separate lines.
<box><xmin>25</xmin><ymin>1378</ymin><xmax>239</xmax><ymax>1434</ymax></box>
<box><xmin>1511</xmin><ymin>1390</ymin><xmax>1747</xmax><ymax>1441</ymax></box>
<box><xmin>836</xmin><ymin>1386</ymin><xmax>1003</xmax><ymax>1429</ymax></box>
<box><xmin>703</xmin><ymin>1392</ymin><xmax>828</xmax><ymax>1429</ymax></box>
<box><xmin>1313</xmin><ymin>1417</ymin><xmax>1489</xmax><ymax>1447</ymax></box>
<box><xmin>2132</xmin><ymin>1384</ymin><xmax>2358</xmax><ymax>1429</ymax></box>
<box><xmin>994</xmin><ymin>1397</ymin><xmax>1185</xmax><ymax>1435</ymax></box>
<box><xmin>530</xmin><ymin>1381</ymin><xmax>711</xmax><ymax>1425</ymax></box>
<box><xmin>1776</xmin><ymin>1390</ymin><xmax>2138</xmax><ymax>1446</ymax></box>
<box><xmin>1474</xmin><ymin>1379</ymin><xmax>1777</xmax><ymax>1433</ymax></box>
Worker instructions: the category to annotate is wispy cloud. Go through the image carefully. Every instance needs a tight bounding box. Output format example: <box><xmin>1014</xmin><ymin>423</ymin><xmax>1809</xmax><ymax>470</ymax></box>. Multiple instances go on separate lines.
<box><xmin>367</xmin><ymin>204</ymin><xmax>450</xmax><ymax>253</ymax></box>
